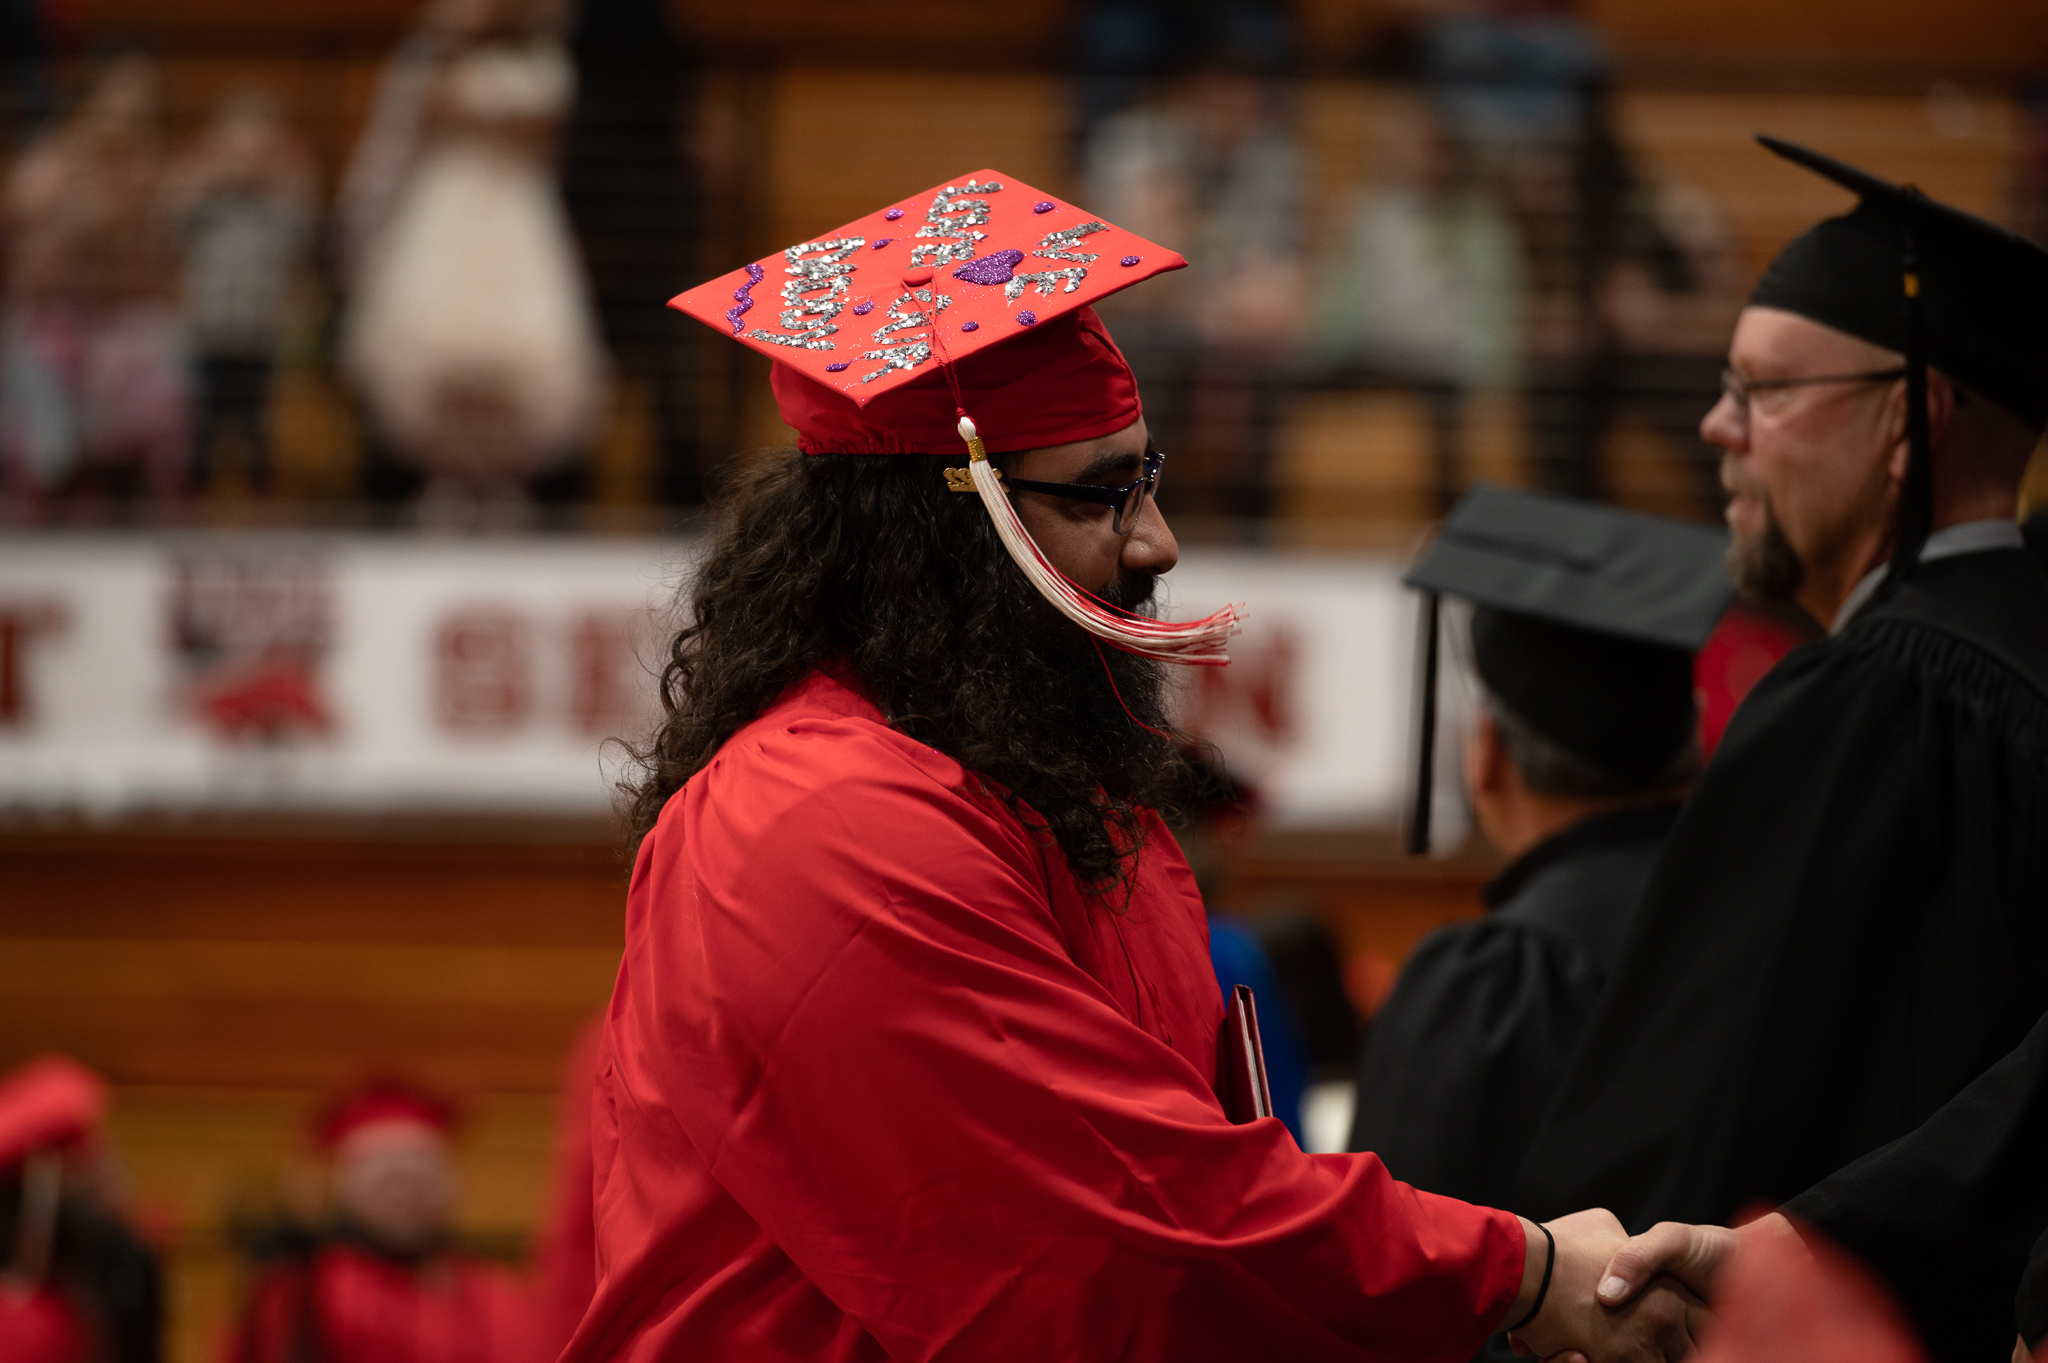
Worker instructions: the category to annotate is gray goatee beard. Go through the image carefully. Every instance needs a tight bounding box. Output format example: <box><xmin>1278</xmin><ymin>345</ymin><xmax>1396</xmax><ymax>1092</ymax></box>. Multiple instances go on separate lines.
<box><xmin>1723</xmin><ymin>460</ymin><xmax>1805</xmax><ymax>604</ymax></box>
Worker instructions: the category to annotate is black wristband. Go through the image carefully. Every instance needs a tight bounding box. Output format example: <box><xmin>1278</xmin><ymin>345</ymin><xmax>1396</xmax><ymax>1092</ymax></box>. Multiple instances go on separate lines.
<box><xmin>1504</xmin><ymin>1222</ymin><xmax>1556</xmax><ymax>1335</ymax></box>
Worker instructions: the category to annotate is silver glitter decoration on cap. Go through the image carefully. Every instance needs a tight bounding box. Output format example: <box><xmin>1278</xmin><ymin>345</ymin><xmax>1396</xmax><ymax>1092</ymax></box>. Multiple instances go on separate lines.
<box><xmin>1005</xmin><ymin>267</ymin><xmax>1089</xmax><ymax>300</ymax></box>
<box><xmin>1033</xmin><ymin>220</ymin><xmax>1108</xmax><ymax>265</ymax></box>
<box><xmin>747</xmin><ymin>235</ymin><xmax>864</xmax><ymax>351</ymax></box>
<box><xmin>860</xmin><ymin>288</ymin><xmax>951</xmax><ymax>383</ymax></box>
<box><xmin>996</xmin><ymin>219</ymin><xmax>1110</xmax><ymax>302</ymax></box>
<box><xmin>908</xmin><ymin>179</ymin><xmax>1004</xmax><ymax>269</ymax></box>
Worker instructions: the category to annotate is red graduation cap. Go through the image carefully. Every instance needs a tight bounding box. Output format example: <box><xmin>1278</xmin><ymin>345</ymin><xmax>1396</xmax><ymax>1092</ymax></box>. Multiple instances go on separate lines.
<box><xmin>314</xmin><ymin>1079</ymin><xmax>458</xmax><ymax>1152</ymax></box>
<box><xmin>0</xmin><ymin>1055</ymin><xmax>105</xmax><ymax>1169</ymax></box>
<box><xmin>669</xmin><ymin>170</ymin><xmax>1185</xmax><ymax>455</ymax></box>
<box><xmin>669</xmin><ymin>171</ymin><xmax>1240</xmax><ymax>666</ymax></box>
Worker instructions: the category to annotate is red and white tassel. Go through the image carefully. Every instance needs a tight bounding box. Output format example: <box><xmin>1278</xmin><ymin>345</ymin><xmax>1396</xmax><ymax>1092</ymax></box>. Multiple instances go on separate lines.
<box><xmin>957</xmin><ymin>415</ymin><xmax>1242</xmax><ymax>666</ymax></box>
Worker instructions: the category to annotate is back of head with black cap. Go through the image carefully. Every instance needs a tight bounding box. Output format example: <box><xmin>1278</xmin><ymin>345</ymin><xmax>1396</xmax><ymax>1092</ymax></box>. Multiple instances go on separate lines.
<box><xmin>1469</xmin><ymin>608</ymin><xmax>1700</xmax><ymax>796</ymax></box>
<box><xmin>1748</xmin><ymin>136</ymin><xmax>2048</xmax><ymax>578</ymax></box>
<box><xmin>1404</xmin><ymin>486</ymin><xmax>1733</xmax><ymax>852</ymax></box>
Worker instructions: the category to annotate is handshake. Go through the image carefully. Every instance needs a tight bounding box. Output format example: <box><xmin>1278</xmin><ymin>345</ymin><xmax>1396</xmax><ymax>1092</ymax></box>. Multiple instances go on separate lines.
<box><xmin>1498</xmin><ymin>1209</ymin><xmax>1798</xmax><ymax>1362</ymax></box>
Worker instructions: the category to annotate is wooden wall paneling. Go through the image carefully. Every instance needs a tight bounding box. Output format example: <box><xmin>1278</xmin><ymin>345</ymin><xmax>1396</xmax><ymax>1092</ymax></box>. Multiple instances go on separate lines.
<box><xmin>1615</xmin><ymin>89</ymin><xmax>2022</xmax><ymax>284</ymax></box>
<box><xmin>0</xmin><ymin>830</ymin><xmax>627</xmax><ymax>1089</ymax></box>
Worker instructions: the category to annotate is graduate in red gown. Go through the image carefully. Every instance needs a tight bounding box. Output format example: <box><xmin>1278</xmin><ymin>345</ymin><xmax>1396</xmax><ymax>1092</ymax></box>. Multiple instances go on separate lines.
<box><xmin>560</xmin><ymin>173</ymin><xmax>1700</xmax><ymax>1363</ymax></box>
<box><xmin>227</xmin><ymin>1081</ymin><xmax>538</xmax><ymax>1363</ymax></box>
<box><xmin>0</xmin><ymin>1054</ymin><xmax>162</xmax><ymax>1363</ymax></box>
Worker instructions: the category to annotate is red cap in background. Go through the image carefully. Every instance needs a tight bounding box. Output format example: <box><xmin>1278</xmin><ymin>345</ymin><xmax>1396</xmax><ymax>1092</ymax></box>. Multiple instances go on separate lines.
<box><xmin>314</xmin><ymin>1079</ymin><xmax>457</xmax><ymax>1152</ymax></box>
<box><xmin>0</xmin><ymin>1055</ymin><xmax>106</xmax><ymax>1169</ymax></box>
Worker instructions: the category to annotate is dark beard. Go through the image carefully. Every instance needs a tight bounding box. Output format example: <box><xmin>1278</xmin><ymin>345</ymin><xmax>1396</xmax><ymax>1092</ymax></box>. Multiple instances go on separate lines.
<box><xmin>1727</xmin><ymin>501</ymin><xmax>1805</xmax><ymax>604</ymax></box>
<box><xmin>985</xmin><ymin>563</ymin><xmax>1177</xmax><ymax>802</ymax></box>
<box><xmin>1722</xmin><ymin>460</ymin><xmax>1804</xmax><ymax>604</ymax></box>
<box><xmin>630</xmin><ymin>451</ymin><xmax>1189</xmax><ymax>888</ymax></box>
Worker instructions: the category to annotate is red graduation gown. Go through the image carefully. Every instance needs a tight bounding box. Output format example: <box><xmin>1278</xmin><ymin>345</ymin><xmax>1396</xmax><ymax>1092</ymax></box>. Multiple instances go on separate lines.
<box><xmin>229</xmin><ymin>1245</ymin><xmax>539</xmax><ymax>1363</ymax></box>
<box><xmin>567</xmin><ymin>669</ymin><xmax>1523</xmax><ymax>1362</ymax></box>
<box><xmin>0</xmin><ymin>1287</ymin><xmax>88</xmax><ymax>1363</ymax></box>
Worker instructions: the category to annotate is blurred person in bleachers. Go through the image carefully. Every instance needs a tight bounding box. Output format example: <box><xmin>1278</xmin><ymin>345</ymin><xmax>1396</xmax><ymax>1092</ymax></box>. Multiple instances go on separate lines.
<box><xmin>1404</xmin><ymin>0</ymin><xmax>1740</xmax><ymax>514</ymax></box>
<box><xmin>166</xmin><ymin>91</ymin><xmax>316</xmax><ymax>500</ymax></box>
<box><xmin>0</xmin><ymin>1055</ymin><xmax>163</xmax><ymax>1363</ymax></box>
<box><xmin>1414</xmin><ymin>0</ymin><xmax>1611</xmax><ymax>502</ymax></box>
<box><xmin>0</xmin><ymin>55</ymin><xmax>190</xmax><ymax>514</ymax></box>
<box><xmin>558</xmin><ymin>0</ymin><xmax>703</xmax><ymax>507</ymax></box>
<box><xmin>1081</xmin><ymin>0</ymin><xmax>1304</xmax><ymax>524</ymax></box>
<box><xmin>229</xmin><ymin>1080</ymin><xmax>539</xmax><ymax>1363</ymax></box>
<box><xmin>339</xmin><ymin>0</ymin><xmax>606</xmax><ymax>524</ymax></box>
<box><xmin>1311</xmin><ymin>90</ymin><xmax>1522</xmax><ymax>512</ymax></box>
<box><xmin>1595</xmin><ymin>170</ymin><xmax>1748</xmax><ymax>515</ymax></box>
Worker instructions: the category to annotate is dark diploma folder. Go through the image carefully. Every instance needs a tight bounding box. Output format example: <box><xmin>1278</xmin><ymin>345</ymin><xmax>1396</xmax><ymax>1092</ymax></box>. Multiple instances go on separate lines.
<box><xmin>1218</xmin><ymin>983</ymin><xmax>1275</xmax><ymax>1124</ymax></box>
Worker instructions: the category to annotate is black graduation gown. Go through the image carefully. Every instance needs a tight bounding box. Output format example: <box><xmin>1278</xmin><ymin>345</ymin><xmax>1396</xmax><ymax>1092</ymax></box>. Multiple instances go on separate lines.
<box><xmin>1782</xmin><ymin>1006</ymin><xmax>2048</xmax><ymax>1361</ymax></box>
<box><xmin>1514</xmin><ymin>548</ymin><xmax>2048</xmax><ymax>1362</ymax></box>
<box><xmin>1347</xmin><ymin>803</ymin><xmax>1680</xmax><ymax>1210</ymax></box>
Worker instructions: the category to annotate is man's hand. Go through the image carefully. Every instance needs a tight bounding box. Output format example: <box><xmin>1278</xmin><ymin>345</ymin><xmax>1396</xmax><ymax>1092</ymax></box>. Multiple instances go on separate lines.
<box><xmin>1505</xmin><ymin>1209</ymin><xmax>1708</xmax><ymax>1362</ymax></box>
<box><xmin>1591</xmin><ymin>1211</ymin><xmax>1801</xmax><ymax>1308</ymax></box>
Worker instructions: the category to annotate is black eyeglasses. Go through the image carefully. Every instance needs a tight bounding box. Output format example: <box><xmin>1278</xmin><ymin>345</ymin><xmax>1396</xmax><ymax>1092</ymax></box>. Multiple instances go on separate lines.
<box><xmin>1720</xmin><ymin>365</ymin><xmax>1907</xmax><ymax>422</ymax></box>
<box><xmin>1005</xmin><ymin>447</ymin><xmax>1165</xmax><ymax>536</ymax></box>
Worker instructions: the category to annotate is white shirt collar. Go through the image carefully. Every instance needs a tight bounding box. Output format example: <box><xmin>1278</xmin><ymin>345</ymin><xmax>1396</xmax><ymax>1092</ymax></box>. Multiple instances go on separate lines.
<box><xmin>1829</xmin><ymin>519</ymin><xmax>2026</xmax><ymax>635</ymax></box>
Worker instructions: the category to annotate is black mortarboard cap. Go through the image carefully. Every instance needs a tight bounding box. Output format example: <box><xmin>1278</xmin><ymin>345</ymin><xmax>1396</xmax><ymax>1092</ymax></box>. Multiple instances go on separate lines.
<box><xmin>1749</xmin><ymin>136</ymin><xmax>2048</xmax><ymax>582</ymax></box>
<box><xmin>1402</xmin><ymin>486</ymin><xmax>1733</xmax><ymax>854</ymax></box>
<box><xmin>1751</xmin><ymin>136</ymin><xmax>2048</xmax><ymax>432</ymax></box>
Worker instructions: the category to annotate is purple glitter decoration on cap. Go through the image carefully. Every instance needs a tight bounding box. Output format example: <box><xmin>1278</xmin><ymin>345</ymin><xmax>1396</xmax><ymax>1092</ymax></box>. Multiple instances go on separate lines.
<box><xmin>1016</xmin><ymin>310</ymin><xmax>1038</xmax><ymax>326</ymax></box>
<box><xmin>950</xmin><ymin>248</ymin><xmax>1024</xmax><ymax>287</ymax></box>
<box><xmin>825</xmin><ymin>361</ymin><xmax>849</xmax><ymax>372</ymax></box>
<box><xmin>884</xmin><ymin>208</ymin><xmax>905</xmax><ymax>221</ymax></box>
<box><xmin>870</xmin><ymin>238</ymin><xmax>893</xmax><ymax>249</ymax></box>
<box><xmin>961</xmin><ymin>321</ymin><xmax>980</xmax><ymax>332</ymax></box>
<box><xmin>1033</xmin><ymin>201</ymin><xmax>1056</xmax><ymax>214</ymax></box>
<box><xmin>853</xmin><ymin>301</ymin><xmax>874</xmax><ymax>316</ymax></box>
<box><xmin>1120</xmin><ymin>254</ymin><xmax>1142</xmax><ymax>267</ymax></box>
<box><xmin>726</xmin><ymin>261</ymin><xmax>765</xmax><ymax>335</ymax></box>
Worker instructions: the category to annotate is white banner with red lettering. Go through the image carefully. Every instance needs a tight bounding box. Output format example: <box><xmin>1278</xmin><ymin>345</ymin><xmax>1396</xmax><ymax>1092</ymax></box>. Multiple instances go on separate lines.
<box><xmin>0</xmin><ymin>533</ymin><xmax>1459</xmax><ymax>826</ymax></box>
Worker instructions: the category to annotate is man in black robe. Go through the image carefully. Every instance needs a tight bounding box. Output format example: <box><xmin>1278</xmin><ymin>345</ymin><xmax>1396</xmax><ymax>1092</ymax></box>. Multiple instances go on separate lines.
<box><xmin>1512</xmin><ymin>138</ymin><xmax>2048</xmax><ymax>1363</ymax></box>
<box><xmin>1349</xmin><ymin>489</ymin><xmax>1730</xmax><ymax>1213</ymax></box>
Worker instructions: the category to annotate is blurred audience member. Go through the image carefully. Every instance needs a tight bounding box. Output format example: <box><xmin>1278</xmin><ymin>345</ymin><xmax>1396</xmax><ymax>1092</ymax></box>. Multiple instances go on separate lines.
<box><xmin>228</xmin><ymin>1080</ymin><xmax>537</xmax><ymax>1363</ymax></box>
<box><xmin>166</xmin><ymin>91</ymin><xmax>315</xmax><ymax>498</ymax></box>
<box><xmin>340</xmin><ymin>0</ymin><xmax>606</xmax><ymax>523</ymax></box>
<box><xmin>1313</xmin><ymin>91</ymin><xmax>1522</xmax><ymax>510</ymax></box>
<box><xmin>1067</xmin><ymin>0</ymin><xmax>1293</xmax><ymax>161</ymax></box>
<box><xmin>1315</xmin><ymin>93</ymin><xmax>1521</xmax><ymax>394</ymax></box>
<box><xmin>1083</xmin><ymin>5</ymin><xmax>1303</xmax><ymax>523</ymax></box>
<box><xmin>1414</xmin><ymin>0</ymin><xmax>1736</xmax><ymax>513</ymax></box>
<box><xmin>0</xmin><ymin>1055</ymin><xmax>163</xmax><ymax>1363</ymax></box>
<box><xmin>559</xmin><ymin>0</ymin><xmax>702</xmax><ymax>506</ymax></box>
<box><xmin>0</xmin><ymin>56</ymin><xmax>189</xmax><ymax>511</ymax></box>
<box><xmin>1418</xmin><ymin>0</ymin><xmax>1618</xmax><ymax>500</ymax></box>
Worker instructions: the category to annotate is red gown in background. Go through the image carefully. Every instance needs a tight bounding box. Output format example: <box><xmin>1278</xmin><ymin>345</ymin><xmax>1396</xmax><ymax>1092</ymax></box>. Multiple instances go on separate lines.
<box><xmin>229</xmin><ymin>1243</ymin><xmax>539</xmax><ymax>1363</ymax></box>
<box><xmin>563</xmin><ymin>668</ymin><xmax>1526</xmax><ymax>1363</ymax></box>
<box><xmin>0</xmin><ymin>1288</ymin><xmax>88</xmax><ymax>1363</ymax></box>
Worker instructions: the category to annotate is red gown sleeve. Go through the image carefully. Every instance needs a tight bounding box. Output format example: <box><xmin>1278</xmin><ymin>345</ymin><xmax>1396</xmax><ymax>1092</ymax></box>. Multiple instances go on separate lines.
<box><xmin>612</xmin><ymin>715</ymin><xmax>1525</xmax><ymax>1363</ymax></box>
<box><xmin>224</xmin><ymin>1265</ymin><xmax>310</xmax><ymax>1363</ymax></box>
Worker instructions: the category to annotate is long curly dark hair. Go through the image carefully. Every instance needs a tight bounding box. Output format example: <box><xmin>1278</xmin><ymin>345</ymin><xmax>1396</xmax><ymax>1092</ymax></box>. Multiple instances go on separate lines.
<box><xmin>624</xmin><ymin>451</ymin><xmax>1189</xmax><ymax>888</ymax></box>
